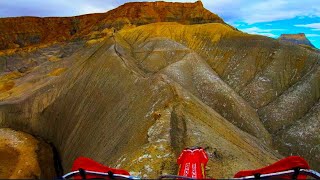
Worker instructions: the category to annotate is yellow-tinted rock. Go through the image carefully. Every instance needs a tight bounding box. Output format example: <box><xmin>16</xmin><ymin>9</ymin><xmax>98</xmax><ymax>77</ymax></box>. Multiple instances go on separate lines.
<box><xmin>48</xmin><ymin>68</ymin><xmax>67</xmax><ymax>76</ymax></box>
<box><xmin>0</xmin><ymin>128</ymin><xmax>55</xmax><ymax>179</ymax></box>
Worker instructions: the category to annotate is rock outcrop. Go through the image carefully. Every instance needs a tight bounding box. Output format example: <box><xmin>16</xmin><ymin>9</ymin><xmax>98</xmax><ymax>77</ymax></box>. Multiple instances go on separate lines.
<box><xmin>0</xmin><ymin>1</ymin><xmax>319</xmax><ymax>178</ymax></box>
<box><xmin>0</xmin><ymin>128</ymin><xmax>55</xmax><ymax>178</ymax></box>
<box><xmin>279</xmin><ymin>33</ymin><xmax>316</xmax><ymax>48</ymax></box>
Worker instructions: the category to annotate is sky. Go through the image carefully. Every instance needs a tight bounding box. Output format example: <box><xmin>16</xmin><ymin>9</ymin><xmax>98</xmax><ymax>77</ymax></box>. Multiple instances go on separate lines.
<box><xmin>0</xmin><ymin>0</ymin><xmax>319</xmax><ymax>48</ymax></box>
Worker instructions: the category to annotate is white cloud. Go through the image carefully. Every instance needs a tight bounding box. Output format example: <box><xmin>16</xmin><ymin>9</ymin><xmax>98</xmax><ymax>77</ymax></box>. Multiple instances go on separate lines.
<box><xmin>239</xmin><ymin>27</ymin><xmax>278</xmax><ymax>38</ymax></box>
<box><xmin>295</xmin><ymin>23</ymin><xmax>320</xmax><ymax>30</ymax></box>
<box><xmin>239</xmin><ymin>0</ymin><xmax>299</xmax><ymax>24</ymax></box>
<box><xmin>202</xmin><ymin>0</ymin><xmax>320</xmax><ymax>24</ymax></box>
<box><xmin>0</xmin><ymin>0</ymin><xmax>115</xmax><ymax>17</ymax></box>
<box><xmin>1</xmin><ymin>0</ymin><xmax>320</xmax><ymax>24</ymax></box>
<box><xmin>258</xmin><ymin>33</ymin><xmax>277</xmax><ymax>38</ymax></box>
<box><xmin>77</xmin><ymin>4</ymin><xmax>114</xmax><ymax>15</ymax></box>
<box><xmin>306</xmin><ymin>34</ymin><xmax>320</xmax><ymax>37</ymax></box>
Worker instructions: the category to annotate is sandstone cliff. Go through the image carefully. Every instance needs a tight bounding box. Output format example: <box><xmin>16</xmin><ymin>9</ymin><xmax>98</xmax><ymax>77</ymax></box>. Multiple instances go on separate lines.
<box><xmin>0</xmin><ymin>1</ymin><xmax>224</xmax><ymax>51</ymax></box>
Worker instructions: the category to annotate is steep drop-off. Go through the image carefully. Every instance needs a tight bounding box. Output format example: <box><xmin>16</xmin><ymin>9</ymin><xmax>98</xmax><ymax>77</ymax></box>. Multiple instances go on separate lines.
<box><xmin>0</xmin><ymin>1</ymin><xmax>319</xmax><ymax>178</ymax></box>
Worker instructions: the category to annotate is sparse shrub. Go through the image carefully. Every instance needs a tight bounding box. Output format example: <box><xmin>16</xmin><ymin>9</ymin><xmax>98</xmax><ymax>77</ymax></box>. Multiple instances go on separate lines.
<box><xmin>15</xmin><ymin>34</ymin><xmax>26</xmax><ymax>47</ymax></box>
<box><xmin>70</xmin><ymin>18</ymin><xmax>80</xmax><ymax>35</ymax></box>
<box><xmin>112</xmin><ymin>18</ymin><xmax>131</xmax><ymax>30</ymax></box>
<box><xmin>29</xmin><ymin>34</ymin><xmax>41</xmax><ymax>44</ymax></box>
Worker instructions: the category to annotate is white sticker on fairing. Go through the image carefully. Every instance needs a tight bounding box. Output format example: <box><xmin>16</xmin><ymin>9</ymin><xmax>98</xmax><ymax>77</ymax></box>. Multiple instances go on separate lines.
<box><xmin>192</xmin><ymin>163</ymin><xmax>197</xmax><ymax>178</ymax></box>
<box><xmin>184</xmin><ymin>163</ymin><xmax>190</xmax><ymax>176</ymax></box>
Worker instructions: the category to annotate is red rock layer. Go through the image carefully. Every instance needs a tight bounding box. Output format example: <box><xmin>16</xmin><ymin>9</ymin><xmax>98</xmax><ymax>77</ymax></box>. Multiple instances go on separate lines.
<box><xmin>0</xmin><ymin>1</ymin><xmax>224</xmax><ymax>50</ymax></box>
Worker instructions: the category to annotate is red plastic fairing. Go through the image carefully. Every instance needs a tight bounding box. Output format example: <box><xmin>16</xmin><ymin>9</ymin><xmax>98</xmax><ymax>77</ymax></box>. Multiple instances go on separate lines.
<box><xmin>71</xmin><ymin>157</ymin><xmax>130</xmax><ymax>179</ymax></box>
<box><xmin>177</xmin><ymin>147</ymin><xmax>209</xmax><ymax>179</ymax></box>
<box><xmin>234</xmin><ymin>156</ymin><xmax>310</xmax><ymax>179</ymax></box>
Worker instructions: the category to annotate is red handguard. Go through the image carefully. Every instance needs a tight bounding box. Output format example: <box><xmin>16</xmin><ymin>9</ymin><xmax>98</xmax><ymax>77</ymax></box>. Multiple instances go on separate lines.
<box><xmin>177</xmin><ymin>147</ymin><xmax>209</xmax><ymax>179</ymax></box>
<box><xmin>234</xmin><ymin>156</ymin><xmax>310</xmax><ymax>179</ymax></box>
<box><xmin>71</xmin><ymin>157</ymin><xmax>130</xmax><ymax>179</ymax></box>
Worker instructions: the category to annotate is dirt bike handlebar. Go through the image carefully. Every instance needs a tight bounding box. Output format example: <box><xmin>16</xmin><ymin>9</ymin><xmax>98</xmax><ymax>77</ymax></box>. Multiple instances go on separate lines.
<box><xmin>233</xmin><ymin>169</ymin><xmax>320</xmax><ymax>179</ymax></box>
<box><xmin>62</xmin><ymin>168</ymin><xmax>320</xmax><ymax>179</ymax></box>
<box><xmin>62</xmin><ymin>170</ymin><xmax>141</xmax><ymax>179</ymax></box>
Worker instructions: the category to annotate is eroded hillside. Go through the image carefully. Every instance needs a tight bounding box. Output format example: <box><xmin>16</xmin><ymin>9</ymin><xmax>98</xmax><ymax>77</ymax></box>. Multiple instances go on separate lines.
<box><xmin>115</xmin><ymin>22</ymin><xmax>320</xmax><ymax>168</ymax></box>
<box><xmin>0</xmin><ymin>1</ymin><xmax>319</xmax><ymax>178</ymax></box>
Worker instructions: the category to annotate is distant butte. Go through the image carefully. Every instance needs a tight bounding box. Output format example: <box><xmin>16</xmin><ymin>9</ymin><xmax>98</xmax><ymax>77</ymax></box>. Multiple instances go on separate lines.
<box><xmin>278</xmin><ymin>33</ymin><xmax>316</xmax><ymax>48</ymax></box>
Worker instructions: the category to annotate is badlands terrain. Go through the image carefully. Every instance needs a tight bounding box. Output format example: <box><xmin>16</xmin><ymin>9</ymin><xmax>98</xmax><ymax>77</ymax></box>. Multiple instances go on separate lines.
<box><xmin>0</xmin><ymin>1</ymin><xmax>319</xmax><ymax>178</ymax></box>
